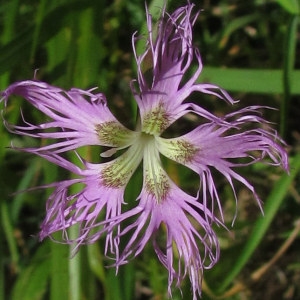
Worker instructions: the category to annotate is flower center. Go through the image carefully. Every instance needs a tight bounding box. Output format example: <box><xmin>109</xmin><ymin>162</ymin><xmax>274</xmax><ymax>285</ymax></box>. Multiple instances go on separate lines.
<box><xmin>99</xmin><ymin>123</ymin><xmax>172</xmax><ymax>202</ymax></box>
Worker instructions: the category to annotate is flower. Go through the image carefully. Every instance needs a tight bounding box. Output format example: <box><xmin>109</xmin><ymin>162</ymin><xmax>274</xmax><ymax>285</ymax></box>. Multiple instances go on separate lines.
<box><xmin>1</xmin><ymin>2</ymin><xmax>288</xmax><ymax>299</ymax></box>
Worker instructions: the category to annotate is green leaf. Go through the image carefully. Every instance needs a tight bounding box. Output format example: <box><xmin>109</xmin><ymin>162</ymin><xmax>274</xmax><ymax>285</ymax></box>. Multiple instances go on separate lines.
<box><xmin>275</xmin><ymin>0</ymin><xmax>300</xmax><ymax>14</ymax></box>
<box><xmin>50</xmin><ymin>234</ymin><xmax>69</xmax><ymax>300</ymax></box>
<box><xmin>219</xmin><ymin>14</ymin><xmax>260</xmax><ymax>48</ymax></box>
<box><xmin>11</xmin><ymin>242</ymin><xmax>51</xmax><ymax>300</ymax></box>
<box><xmin>0</xmin><ymin>0</ymin><xmax>94</xmax><ymax>75</ymax></box>
<box><xmin>199</xmin><ymin>67</ymin><xmax>300</xmax><ymax>94</ymax></box>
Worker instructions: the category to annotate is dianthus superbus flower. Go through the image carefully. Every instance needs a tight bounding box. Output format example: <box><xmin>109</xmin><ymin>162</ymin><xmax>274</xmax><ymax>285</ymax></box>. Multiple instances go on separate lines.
<box><xmin>1</xmin><ymin>2</ymin><xmax>288</xmax><ymax>299</ymax></box>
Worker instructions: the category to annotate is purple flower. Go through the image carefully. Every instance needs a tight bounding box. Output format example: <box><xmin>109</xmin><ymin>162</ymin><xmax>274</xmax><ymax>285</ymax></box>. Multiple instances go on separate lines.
<box><xmin>1</xmin><ymin>3</ymin><xmax>288</xmax><ymax>299</ymax></box>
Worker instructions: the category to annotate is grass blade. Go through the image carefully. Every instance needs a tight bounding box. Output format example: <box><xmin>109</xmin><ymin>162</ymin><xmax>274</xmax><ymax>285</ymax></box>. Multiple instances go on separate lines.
<box><xmin>199</xmin><ymin>67</ymin><xmax>300</xmax><ymax>94</ymax></box>
<box><xmin>281</xmin><ymin>15</ymin><xmax>298</xmax><ymax>137</ymax></box>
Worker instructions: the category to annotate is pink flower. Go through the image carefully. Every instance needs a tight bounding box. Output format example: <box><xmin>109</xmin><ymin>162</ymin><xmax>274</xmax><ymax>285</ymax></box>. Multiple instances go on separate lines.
<box><xmin>1</xmin><ymin>3</ymin><xmax>288</xmax><ymax>299</ymax></box>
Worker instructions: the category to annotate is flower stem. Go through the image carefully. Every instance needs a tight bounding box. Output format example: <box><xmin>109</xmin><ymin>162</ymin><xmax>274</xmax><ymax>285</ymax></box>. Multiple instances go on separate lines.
<box><xmin>281</xmin><ymin>15</ymin><xmax>298</xmax><ymax>138</ymax></box>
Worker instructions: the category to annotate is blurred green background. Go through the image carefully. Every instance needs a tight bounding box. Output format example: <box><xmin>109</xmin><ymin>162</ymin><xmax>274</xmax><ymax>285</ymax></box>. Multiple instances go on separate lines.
<box><xmin>0</xmin><ymin>0</ymin><xmax>299</xmax><ymax>299</ymax></box>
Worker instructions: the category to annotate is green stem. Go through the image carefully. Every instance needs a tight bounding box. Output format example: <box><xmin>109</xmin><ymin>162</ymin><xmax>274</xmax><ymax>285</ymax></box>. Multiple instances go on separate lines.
<box><xmin>281</xmin><ymin>15</ymin><xmax>298</xmax><ymax>137</ymax></box>
<box><xmin>30</xmin><ymin>0</ymin><xmax>47</xmax><ymax>63</ymax></box>
<box><xmin>69</xmin><ymin>226</ymin><xmax>82</xmax><ymax>300</ymax></box>
<box><xmin>1</xmin><ymin>201</ymin><xmax>19</xmax><ymax>271</ymax></box>
<box><xmin>50</xmin><ymin>234</ymin><xmax>69</xmax><ymax>300</ymax></box>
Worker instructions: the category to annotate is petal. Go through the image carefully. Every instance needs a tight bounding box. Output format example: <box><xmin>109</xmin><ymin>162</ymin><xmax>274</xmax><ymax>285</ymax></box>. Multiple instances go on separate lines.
<box><xmin>158</xmin><ymin>108</ymin><xmax>289</xmax><ymax>220</ymax></box>
<box><xmin>1</xmin><ymin>80</ymin><xmax>138</xmax><ymax>153</ymax></box>
<box><xmin>98</xmin><ymin>142</ymin><xmax>221</xmax><ymax>299</ymax></box>
<box><xmin>132</xmin><ymin>3</ymin><xmax>236</xmax><ymax>134</ymax></box>
<box><xmin>132</xmin><ymin>4</ymin><xmax>200</xmax><ymax>132</ymax></box>
<box><xmin>110</xmin><ymin>182</ymin><xmax>220</xmax><ymax>300</ymax></box>
<box><xmin>30</xmin><ymin>140</ymin><xmax>144</xmax><ymax>255</ymax></box>
<box><xmin>38</xmin><ymin>162</ymin><xmax>125</xmax><ymax>254</ymax></box>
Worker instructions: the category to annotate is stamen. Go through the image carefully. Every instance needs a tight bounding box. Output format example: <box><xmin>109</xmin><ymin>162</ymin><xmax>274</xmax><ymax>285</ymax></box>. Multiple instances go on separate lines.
<box><xmin>95</xmin><ymin>121</ymin><xmax>135</xmax><ymax>146</ymax></box>
<box><xmin>142</xmin><ymin>101</ymin><xmax>171</xmax><ymax>135</ymax></box>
